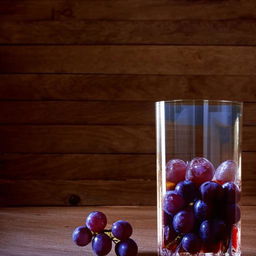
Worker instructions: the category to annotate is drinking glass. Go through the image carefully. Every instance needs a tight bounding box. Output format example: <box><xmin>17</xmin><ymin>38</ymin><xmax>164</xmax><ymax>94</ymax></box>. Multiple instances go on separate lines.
<box><xmin>156</xmin><ymin>100</ymin><xmax>242</xmax><ymax>256</ymax></box>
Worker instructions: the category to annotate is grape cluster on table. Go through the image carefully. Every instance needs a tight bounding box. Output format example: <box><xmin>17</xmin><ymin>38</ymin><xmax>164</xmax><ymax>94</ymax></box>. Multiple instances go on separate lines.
<box><xmin>72</xmin><ymin>211</ymin><xmax>138</xmax><ymax>256</ymax></box>
<box><xmin>163</xmin><ymin>157</ymin><xmax>241</xmax><ymax>254</ymax></box>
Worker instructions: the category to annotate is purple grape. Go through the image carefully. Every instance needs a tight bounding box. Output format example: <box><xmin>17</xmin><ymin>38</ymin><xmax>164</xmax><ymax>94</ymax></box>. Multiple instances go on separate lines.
<box><xmin>72</xmin><ymin>226</ymin><xmax>92</xmax><ymax>246</ymax></box>
<box><xmin>86</xmin><ymin>211</ymin><xmax>107</xmax><ymax>232</ymax></box>
<box><xmin>92</xmin><ymin>233</ymin><xmax>112</xmax><ymax>256</ymax></box>
<box><xmin>214</xmin><ymin>160</ymin><xmax>237</xmax><ymax>183</ymax></box>
<box><xmin>213</xmin><ymin>200</ymin><xmax>225</xmax><ymax>219</ymax></box>
<box><xmin>164</xmin><ymin>225</ymin><xmax>176</xmax><ymax>246</ymax></box>
<box><xmin>112</xmin><ymin>220</ymin><xmax>133</xmax><ymax>241</ymax></box>
<box><xmin>200</xmin><ymin>181</ymin><xmax>223</xmax><ymax>202</ymax></box>
<box><xmin>166</xmin><ymin>159</ymin><xmax>187</xmax><ymax>184</ymax></box>
<box><xmin>200</xmin><ymin>221</ymin><xmax>213</xmax><ymax>242</ymax></box>
<box><xmin>186</xmin><ymin>157</ymin><xmax>215</xmax><ymax>185</ymax></box>
<box><xmin>163</xmin><ymin>191</ymin><xmax>185</xmax><ymax>215</ymax></box>
<box><xmin>203</xmin><ymin>241</ymin><xmax>221</xmax><ymax>253</ymax></box>
<box><xmin>224</xmin><ymin>204</ymin><xmax>241</xmax><ymax>224</ymax></box>
<box><xmin>181</xmin><ymin>233</ymin><xmax>202</xmax><ymax>254</ymax></box>
<box><xmin>199</xmin><ymin>220</ymin><xmax>227</xmax><ymax>243</ymax></box>
<box><xmin>194</xmin><ymin>200</ymin><xmax>213</xmax><ymax>221</ymax></box>
<box><xmin>215</xmin><ymin>220</ymin><xmax>227</xmax><ymax>240</ymax></box>
<box><xmin>115</xmin><ymin>238</ymin><xmax>138</xmax><ymax>256</ymax></box>
<box><xmin>175</xmin><ymin>180</ymin><xmax>197</xmax><ymax>203</ymax></box>
<box><xmin>222</xmin><ymin>182</ymin><xmax>241</xmax><ymax>203</ymax></box>
<box><xmin>163</xmin><ymin>212</ymin><xmax>173</xmax><ymax>226</ymax></box>
<box><xmin>173</xmin><ymin>209</ymin><xmax>195</xmax><ymax>234</ymax></box>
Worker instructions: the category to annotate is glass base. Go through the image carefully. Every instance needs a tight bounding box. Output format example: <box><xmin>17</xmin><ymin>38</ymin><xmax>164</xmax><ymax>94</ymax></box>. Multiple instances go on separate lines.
<box><xmin>159</xmin><ymin>248</ymin><xmax>241</xmax><ymax>256</ymax></box>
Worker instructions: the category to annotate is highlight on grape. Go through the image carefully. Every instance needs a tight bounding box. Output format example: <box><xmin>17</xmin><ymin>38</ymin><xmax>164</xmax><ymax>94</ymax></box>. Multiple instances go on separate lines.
<box><xmin>72</xmin><ymin>211</ymin><xmax>138</xmax><ymax>256</ymax></box>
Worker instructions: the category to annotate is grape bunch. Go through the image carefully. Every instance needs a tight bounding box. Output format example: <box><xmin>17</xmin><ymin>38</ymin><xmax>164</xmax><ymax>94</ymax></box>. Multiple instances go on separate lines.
<box><xmin>72</xmin><ymin>211</ymin><xmax>138</xmax><ymax>256</ymax></box>
<box><xmin>163</xmin><ymin>158</ymin><xmax>241</xmax><ymax>254</ymax></box>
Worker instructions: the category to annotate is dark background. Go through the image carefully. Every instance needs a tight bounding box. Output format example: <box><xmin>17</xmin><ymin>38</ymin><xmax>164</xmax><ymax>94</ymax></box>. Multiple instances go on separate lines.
<box><xmin>0</xmin><ymin>0</ymin><xmax>255</xmax><ymax>206</ymax></box>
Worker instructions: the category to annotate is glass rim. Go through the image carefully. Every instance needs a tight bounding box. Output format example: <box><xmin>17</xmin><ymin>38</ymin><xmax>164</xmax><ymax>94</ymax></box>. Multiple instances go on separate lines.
<box><xmin>155</xmin><ymin>99</ymin><xmax>243</xmax><ymax>106</ymax></box>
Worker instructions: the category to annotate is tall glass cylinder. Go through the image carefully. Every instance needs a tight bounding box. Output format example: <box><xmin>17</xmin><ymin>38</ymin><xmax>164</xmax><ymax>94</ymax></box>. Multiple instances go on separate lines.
<box><xmin>156</xmin><ymin>100</ymin><xmax>242</xmax><ymax>256</ymax></box>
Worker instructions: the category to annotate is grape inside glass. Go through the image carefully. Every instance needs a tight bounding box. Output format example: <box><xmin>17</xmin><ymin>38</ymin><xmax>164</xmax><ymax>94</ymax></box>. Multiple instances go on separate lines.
<box><xmin>156</xmin><ymin>100</ymin><xmax>242</xmax><ymax>256</ymax></box>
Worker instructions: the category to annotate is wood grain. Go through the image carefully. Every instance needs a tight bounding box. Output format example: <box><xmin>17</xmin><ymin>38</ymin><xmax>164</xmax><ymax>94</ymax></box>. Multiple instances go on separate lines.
<box><xmin>1</xmin><ymin>0</ymin><xmax>256</xmax><ymax>21</ymax></box>
<box><xmin>1</xmin><ymin>0</ymin><xmax>256</xmax><ymax>209</ymax></box>
<box><xmin>1</xmin><ymin>46</ymin><xmax>256</xmax><ymax>75</ymax></box>
<box><xmin>0</xmin><ymin>179</ymin><xmax>254</xmax><ymax>206</ymax></box>
<box><xmin>0</xmin><ymin>125</ymin><xmax>154</xmax><ymax>154</ymax></box>
<box><xmin>0</xmin><ymin>101</ymin><xmax>154</xmax><ymax>125</ymax></box>
<box><xmin>0</xmin><ymin>101</ymin><xmax>254</xmax><ymax>125</ymax></box>
<box><xmin>0</xmin><ymin>206</ymin><xmax>158</xmax><ymax>256</ymax></box>
<box><xmin>0</xmin><ymin>206</ymin><xmax>255</xmax><ymax>255</ymax></box>
<box><xmin>0</xmin><ymin>125</ymin><xmax>254</xmax><ymax>153</ymax></box>
<box><xmin>0</xmin><ymin>153</ymin><xmax>156</xmax><ymax>180</ymax></box>
<box><xmin>1</xmin><ymin>20</ymin><xmax>256</xmax><ymax>45</ymax></box>
<box><xmin>0</xmin><ymin>152</ymin><xmax>255</xmax><ymax>181</ymax></box>
<box><xmin>1</xmin><ymin>74</ymin><xmax>256</xmax><ymax>101</ymax></box>
<box><xmin>0</xmin><ymin>180</ymin><xmax>156</xmax><ymax>206</ymax></box>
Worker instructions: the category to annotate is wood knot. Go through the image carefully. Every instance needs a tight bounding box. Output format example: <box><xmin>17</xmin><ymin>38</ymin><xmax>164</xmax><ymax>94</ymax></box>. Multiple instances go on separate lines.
<box><xmin>68</xmin><ymin>194</ymin><xmax>81</xmax><ymax>206</ymax></box>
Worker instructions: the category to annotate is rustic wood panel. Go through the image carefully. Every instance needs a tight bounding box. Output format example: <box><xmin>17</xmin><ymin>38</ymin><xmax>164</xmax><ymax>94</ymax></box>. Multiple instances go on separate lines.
<box><xmin>0</xmin><ymin>125</ymin><xmax>154</xmax><ymax>153</ymax></box>
<box><xmin>0</xmin><ymin>125</ymin><xmax>254</xmax><ymax>153</ymax></box>
<box><xmin>242</xmin><ymin>180</ymin><xmax>256</xmax><ymax>198</ymax></box>
<box><xmin>0</xmin><ymin>206</ymin><xmax>255</xmax><ymax>256</ymax></box>
<box><xmin>242</xmin><ymin>152</ymin><xmax>256</xmax><ymax>181</ymax></box>
<box><xmin>1</xmin><ymin>20</ymin><xmax>256</xmax><ymax>45</ymax></box>
<box><xmin>241</xmin><ymin>181</ymin><xmax>256</xmax><ymax>206</ymax></box>
<box><xmin>1</xmin><ymin>0</ymin><xmax>256</xmax><ymax>208</ymax></box>
<box><xmin>244</xmin><ymin>103</ymin><xmax>256</xmax><ymax>125</ymax></box>
<box><xmin>1</xmin><ymin>74</ymin><xmax>256</xmax><ymax>101</ymax></box>
<box><xmin>0</xmin><ymin>180</ymin><xmax>156</xmax><ymax>206</ymax></box>
<box><xmin>0</xmin><ymin>154</ymin><xmax>156</xmax><ymax>180</ymax></box>
<box><xmin>1</xmin><ymin>0</ymin><xmax>256</xmax><ymax>21</ymax></box>
<box><xmin>0</xmin><ymin>152</ymin><xmax>255</xmax><ymax>181</ymax></box>
<box><xmin>0</xmin><ymin>101</ymin><xmax>254</xmax><ymax>125</ymax></box>
<box><xmin>1</xmin><ymin>46</ymin><xmax>256</xmax><ymax>75</ymax></box>
<box><xmin>0</xmin><ymin>179</ymin><xmax>254</xmax><ymax>206</ymax></box>
<box><xmin>0</xmin><ymin>101</ymin><xmax>153</xmax><ymax>125</ymax></box>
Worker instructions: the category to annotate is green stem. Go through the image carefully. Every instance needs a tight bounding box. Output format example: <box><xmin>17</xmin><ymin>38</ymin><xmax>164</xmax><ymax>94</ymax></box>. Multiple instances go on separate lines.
<box><xmin>112</xmin><ymin>237</ymin><xmax>120</xmax><ymax>244</ymax></box>
<box><xmin>166</xmin><ymin>235</ymin><xmax>182</xmax><ymax>249</ymax></box>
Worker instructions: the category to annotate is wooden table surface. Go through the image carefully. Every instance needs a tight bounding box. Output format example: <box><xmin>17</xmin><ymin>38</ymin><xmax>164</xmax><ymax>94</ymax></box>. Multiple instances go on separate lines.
<box><xmin>0</xmin><ymin>206</ymin><xmax>255</xmax><ymax>256</ymax></box>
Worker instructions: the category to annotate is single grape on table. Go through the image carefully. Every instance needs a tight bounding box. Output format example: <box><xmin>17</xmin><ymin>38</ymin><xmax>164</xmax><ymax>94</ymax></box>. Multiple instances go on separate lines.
<box><xmin>115</xmin><ymin>238</ymin><xmax>138</xmax><ymax>256</ymax></box>
<box><xmin>72</xmin><ymin>226</ymin><xmax>92</xmax><ymax>246</ymax></box>
<box><xmin>86</xmin><ymin>211</ymin><xmax>107</xmax><ymax>233</ymax></box>
<box><xmin>161</xmin><ymin>157</ymin><xmax>241</xmax><ymax>255</ymax></box>
<box><xmin>112</xmin><ymin>220</ymin><xmax>133</xmax><ymax>241</ymax></box>
<box><xmin>92</xmin><ymin>233</ymin><xmax>112</xmax><ymax>256</ymax></box>
<box><xmin>72</xmin><ymin>211</ymin><xmax>138</xmax><ymax>256</ymax></box>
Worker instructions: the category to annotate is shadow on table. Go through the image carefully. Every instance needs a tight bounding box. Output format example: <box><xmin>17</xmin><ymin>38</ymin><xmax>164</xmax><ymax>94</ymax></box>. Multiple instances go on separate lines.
<box><xmin>138</xmin><ymin>252</ymin><xmax>157</xmax><ymax>256</ymax></box>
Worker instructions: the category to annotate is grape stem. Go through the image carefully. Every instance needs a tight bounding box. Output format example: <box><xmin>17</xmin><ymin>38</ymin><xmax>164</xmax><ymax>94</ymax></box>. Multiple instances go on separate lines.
<box><xmin>166</xmin><ymin>235</ymin><xmax>182</xmax><ymax>249</ymax></box>
<box><xmin>112</xmin><ymin>237</ymin><xmax>120</xmax><ymax>244</ymax></box>
<box><xmin>103</xmin><ymin>229</ymin><xmax>112</xmax><ymax>232</ymax></box>
<box><xmin>101</xmin><ymin>229</ymin><xmax>120</xmax><ymax>244</ymax></box>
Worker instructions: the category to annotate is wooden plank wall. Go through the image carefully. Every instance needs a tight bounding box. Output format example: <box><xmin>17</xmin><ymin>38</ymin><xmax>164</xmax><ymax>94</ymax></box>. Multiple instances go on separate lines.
<box><xmin>0</xmin><ymin>0</ymin><xmax>256</xmax><ymax>206</ymax></box>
